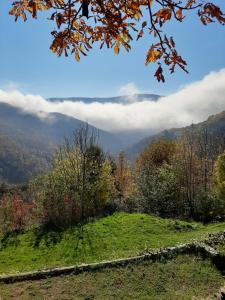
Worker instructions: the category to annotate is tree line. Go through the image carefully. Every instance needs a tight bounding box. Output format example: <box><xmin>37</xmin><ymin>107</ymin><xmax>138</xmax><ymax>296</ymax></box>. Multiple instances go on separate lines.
<box><xmin>1</xmin><ymin>124</ymin><xmax>225</xmax><ymax>234</ymax></box>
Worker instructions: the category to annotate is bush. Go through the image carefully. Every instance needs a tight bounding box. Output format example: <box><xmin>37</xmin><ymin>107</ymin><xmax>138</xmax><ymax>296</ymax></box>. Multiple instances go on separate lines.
<box><xmin>137</xmin><ymin>163</ymin><xmax>178</xmax><ymax>218</ymax></box>
<box><xmin>192</xmin><ymin>191</ymin><xmax>224</xmax><ymax>223</ymax></box>
<box><xmin>0</xmin><ymin>194</ymin><xmax>36</xmax><ymax>234</ymax></box>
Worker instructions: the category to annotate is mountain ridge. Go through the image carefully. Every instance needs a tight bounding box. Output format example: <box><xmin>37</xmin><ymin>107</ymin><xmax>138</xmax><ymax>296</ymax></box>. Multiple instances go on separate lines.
<box><xmin>126</xmin><ymin>110</ymin><xmax>225</xmax><ymax>160</ymax></box>
<box><xmin>48</xmin><ymin>93</ymin><xmax>161</xmax><ymax>103</ymax></box>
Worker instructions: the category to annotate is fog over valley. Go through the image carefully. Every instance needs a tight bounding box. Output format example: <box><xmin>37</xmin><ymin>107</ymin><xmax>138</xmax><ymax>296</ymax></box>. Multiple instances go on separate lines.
<box><xmin>0</xmin><ymin>69</ymin><xmax>225</xmax><ymax>138</ymax></box>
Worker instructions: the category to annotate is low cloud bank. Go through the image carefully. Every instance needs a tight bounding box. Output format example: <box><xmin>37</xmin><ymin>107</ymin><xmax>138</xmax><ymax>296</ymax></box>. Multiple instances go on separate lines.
<box><xmin>0</xmin><ymin>69</ymin><xmax>225</xmax><ymax>133</ymax></box>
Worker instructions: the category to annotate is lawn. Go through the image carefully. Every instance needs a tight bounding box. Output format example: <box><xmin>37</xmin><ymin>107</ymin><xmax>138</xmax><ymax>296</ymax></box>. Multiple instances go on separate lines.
<box><xmin>0</xmin><ymin>212</ymin><xmax>225</xmax><ymax>275</ymax></box>
<box><xmin>0</xmin><ymin>255</ymin><xmax>223</xmax><ymax>300</ymax></box>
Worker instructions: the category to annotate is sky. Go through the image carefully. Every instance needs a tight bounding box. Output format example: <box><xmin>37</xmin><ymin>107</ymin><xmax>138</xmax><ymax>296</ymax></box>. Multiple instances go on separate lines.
<box><xmin>0</xmin><ymin>1</ymin><xmax>224</xmax><ymax>98</ymax></box>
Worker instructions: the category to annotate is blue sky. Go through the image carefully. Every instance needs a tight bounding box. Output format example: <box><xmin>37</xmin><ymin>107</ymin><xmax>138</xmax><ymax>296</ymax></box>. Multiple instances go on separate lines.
<box><xmin>0</xmin><ymin>1</ymin><xmax>224</xmax><ymax>98</ymax></box>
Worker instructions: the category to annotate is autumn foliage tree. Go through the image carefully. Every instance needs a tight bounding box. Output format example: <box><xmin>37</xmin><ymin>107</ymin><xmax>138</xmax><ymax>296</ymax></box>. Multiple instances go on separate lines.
<box><xmin>137</xmin><ymin>139</ymin><xmax>176</xmax><ymax>169</ymax></box>
<box><xmin>113</xmin><ymin>152</ymin><xmax>137</xmax><ymax>211</ymax></box>
<box><xmin>136</xmin><ymin>132</ymin><xmax>225</xmax><ymax>221</ymax></box>
<box><xmin>34</xmin><ymin>126</ymin><xmax>114</xmax><ymax>228</ymax></box>
<box><xmin>172</xmin><ymin>128</ymin><xmax>225</xmax><ymax>221</ymax></box>
<box><xmin>136</xmin><ymin>139</ymin><xmax>178</xmax><ymax>216</ymax></box>
<box><xmin>8</xmin><ymin>0</ymin><xmax>224</xmax><ymax>81</ymax></box>
<box><xmin>0</xmin><ymin>194</ymin><xmax>35</xmax><ymax>234</ymax></box>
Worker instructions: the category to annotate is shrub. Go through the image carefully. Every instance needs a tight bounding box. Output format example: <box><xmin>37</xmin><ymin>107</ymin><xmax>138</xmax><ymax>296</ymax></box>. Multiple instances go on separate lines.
<box><xmin>0</xmin><ymin>194</ymin><xmax>35</xmax><ymax>234</ymax></box>
<box><xmin>137</xmin><ymin>162</ymin><xmax>178</xmax><ymax>218</ymax></box>
<box><xmin>193</xmin><ymin>191</ymin><xmax>224</xmax><ymax>223</ymax></box>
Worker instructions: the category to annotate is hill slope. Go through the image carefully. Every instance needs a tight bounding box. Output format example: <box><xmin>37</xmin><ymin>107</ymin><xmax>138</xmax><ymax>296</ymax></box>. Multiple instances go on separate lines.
<box><xmin>126</xmin><ymin>110</ymin><xmax>225</xmax><ymax>160</ymax></box>
<box><xmin>0</xmin><ymin>102</ymin><xmax>122</xmax><ymax>183</ymax></box>
<box><xmin>0</xmin><ymin>135</ymin><xmax>50</xmax><ymax>183</ymax></box>
<box><xmin>1</xmin><ymin>212</ymin><xmax>225</xmax><ymax>274</ymax></box>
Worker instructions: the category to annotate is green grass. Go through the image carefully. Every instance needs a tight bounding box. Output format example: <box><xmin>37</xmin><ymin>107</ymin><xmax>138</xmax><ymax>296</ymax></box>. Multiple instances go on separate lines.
<box><xmin>0</xmin><ymin>255</ymin><xmax>223</xmax><ymax>300</ymax></box>
<box><xmin>0</xmin><ymin>212</ymin><xmax>225</xmax><ymax>275</ymax></box>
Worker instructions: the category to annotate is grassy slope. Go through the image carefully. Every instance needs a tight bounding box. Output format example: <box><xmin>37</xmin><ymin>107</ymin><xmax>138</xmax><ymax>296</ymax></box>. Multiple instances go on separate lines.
<box><xmin>0</xmin><ymin>255</ymin><xmax>223</xmax><ymax>300</ymax></box>
<box><xmin>1</xmin><ymin>212</ymin><xmax>225</xmax><ymax>274</ymax></box>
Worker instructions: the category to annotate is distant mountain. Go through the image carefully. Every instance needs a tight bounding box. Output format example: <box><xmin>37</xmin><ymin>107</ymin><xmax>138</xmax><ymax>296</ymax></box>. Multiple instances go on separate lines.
<box><xmin>48</xmin><ymin>93</ymin><xmax>162</xmax><ymax>146</ymax></box>
<box><xmin>48</xmin><ymin>94</ymin><xmax>161</xmax><ymax>104</ymax></box>
<box><xmin>126</xmin><ymin>110</ymin><xmax>225</xmax><ymax>161</ymax></box>
<box><xmin>0</xmin><ymin>102</ymin><xmax>123</xmax><ymax>183</ymax></box>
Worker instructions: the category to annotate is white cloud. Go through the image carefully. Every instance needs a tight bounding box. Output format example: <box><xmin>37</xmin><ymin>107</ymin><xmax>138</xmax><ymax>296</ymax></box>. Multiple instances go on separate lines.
<box><xmin>0</xmin><ymin>80</ymin><xmax>20</xmax><ymax>92</ymax></box>
<box><xmin>0</xmin><ymin>69</ymin><xmax>225</xmax><ymax>134</ymax></box>
<box><xmin>119</xmin><ymin>82</ymin><xmax>139</xmax><ymax>95</ymax></box>
<box><xmin>118</xmin><ymin>82</ymin><xmax>140</xmax><ymax>103</ymax></box>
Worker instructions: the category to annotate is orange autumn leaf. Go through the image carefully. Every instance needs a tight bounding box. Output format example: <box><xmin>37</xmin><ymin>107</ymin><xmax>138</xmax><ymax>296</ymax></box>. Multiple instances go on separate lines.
<box><xmin>176</xmin><ymin>9</ymin><xmax>183</xmax><ymax>21</ymax></box>
<box><xmin>146</xmin><ymin>46</ymin><xmax>161</xmax><ymax>65</ymax></box>
<box><xmin>114</xmin><ymin>44</ymin><xmax>120</xmax><ymax>55</ymax></box>
<box><xmin>75</xmin><ymin>50</ymin><xmax>80</xmax><ymax>62</ymax></box>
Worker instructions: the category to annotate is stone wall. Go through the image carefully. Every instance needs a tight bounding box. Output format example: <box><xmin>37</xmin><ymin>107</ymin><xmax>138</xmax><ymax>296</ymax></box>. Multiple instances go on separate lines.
<box><xmin>0</xmin><ymin>238</ymin><xmax>221</xmax><ymax>284</ymax></box>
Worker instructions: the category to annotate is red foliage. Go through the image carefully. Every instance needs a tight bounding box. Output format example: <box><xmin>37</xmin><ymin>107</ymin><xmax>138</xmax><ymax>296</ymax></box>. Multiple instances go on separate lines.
<box><xmin>0</xmin><ymin>194</ymin><xmax>35</xmax><ymax>232</ymax></box>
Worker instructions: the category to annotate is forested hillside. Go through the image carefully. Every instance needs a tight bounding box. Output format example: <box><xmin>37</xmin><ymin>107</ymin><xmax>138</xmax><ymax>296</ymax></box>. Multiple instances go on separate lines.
<box><xmin>126</xmin><ymin>110</ymin><xmax>225</xmax><ymax>160</ymax></box>
<box><xmin>0</xmin><ymin>102</ymin><xmax>122</xmax><ymax>183</ymax></box>
<box><xmin>0</xmin><ymin>136</ymin><xmax>50</xmax><ymax>183</ymax></box>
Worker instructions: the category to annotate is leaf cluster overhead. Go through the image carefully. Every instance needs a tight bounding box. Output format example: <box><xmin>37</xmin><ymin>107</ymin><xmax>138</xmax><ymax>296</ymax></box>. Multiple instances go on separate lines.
<box><xmin>9</xmin><ymin>0</ymin><xmax>225</xmax><ymax>81</ymax></box>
